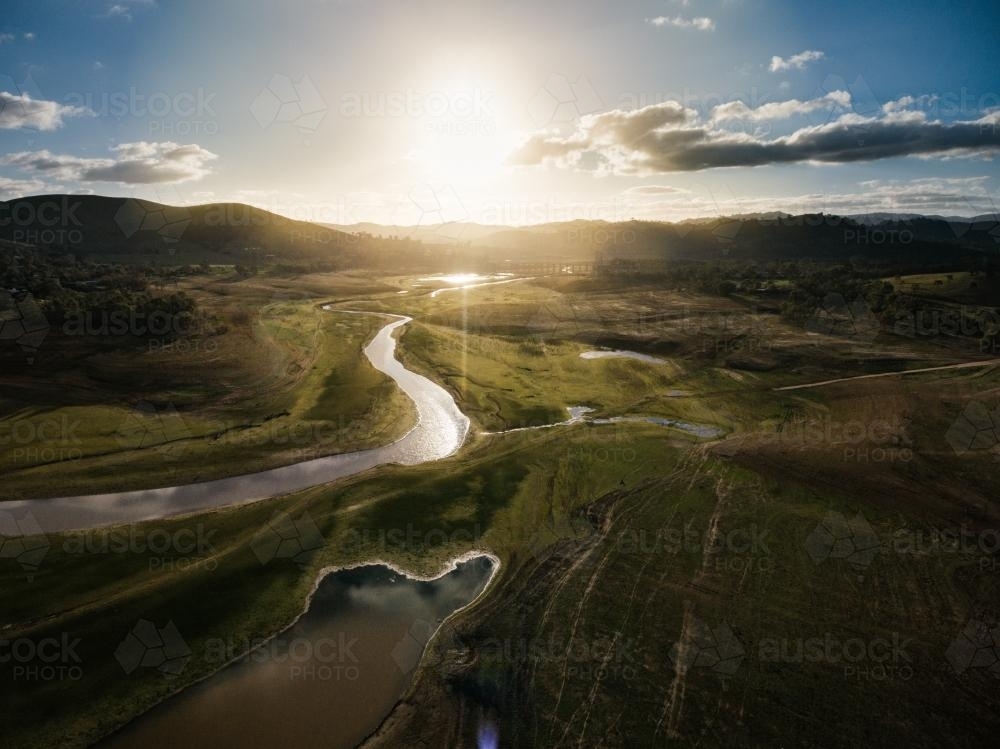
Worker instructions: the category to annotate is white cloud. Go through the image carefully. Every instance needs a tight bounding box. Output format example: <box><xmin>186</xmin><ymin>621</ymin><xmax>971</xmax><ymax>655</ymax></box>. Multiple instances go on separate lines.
<box><xmin>619</xmin><ymin>176</ymin><xmax>998</xmax><ymax>221</ymax></box>
<box><xmin>508</xmin><ymin>95</ymin><xmax>1000</xmax><ymax>174</ymax></box>
<box><xmin>103</xmin><ymin>0</ymin><xmax>157</xmax><ymax>21</ymax></box>
<box><xmin>0</xmin><ymin>176</ymin><xmax>48</xmax><ymax>200</ymax></box>
<box><xmin>625</xmin><ymin>184</ymin><xmax>686</xmax><ymax>195</ymax></box>
<box><xmin>647</xmin><ymin>15</ymin><xmax>715</xmax><ymax>31</ymax></box>
<box><xmin>23</xmin><ymin>32</ymin><xmax>35</xmax><ymax>42</ymax></box>
<box><xmin>2</xmin><ymin>141</ymin><xmax>218</xmax><ymax>184</ymax></box>
<box><xmin>0</xmin><ymin>33</ymin><xmax>15</xmax><ymax>44</ymax></box>
<box><xmin>711</xmin><ymin>90</ymin><xmax>851</xmax><ymax>122</ymax></box>
<box><xmin>0</xmin><ymin>92</ymin><xmax>92</xmax><ymax>131</ymax></box>
<box><xmin>883</xmin><ymin>94</ymin><xmax>939</xmax><ymax>113</ymax></box>
<box><xmin>769</xmin><ymin>50</ymin><xmax>825</xmax><ymax>72</ymax></box>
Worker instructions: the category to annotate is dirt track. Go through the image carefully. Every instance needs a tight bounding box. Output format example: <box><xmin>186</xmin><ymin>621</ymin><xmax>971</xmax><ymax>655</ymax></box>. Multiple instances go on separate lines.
<box><xmin>774</xmin><ymin>359</ymin><xmax>1000</xmax><ymax>391</ymax></box>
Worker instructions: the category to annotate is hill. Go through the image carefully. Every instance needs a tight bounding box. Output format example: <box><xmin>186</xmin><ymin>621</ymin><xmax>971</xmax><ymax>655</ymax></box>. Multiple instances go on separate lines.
<box><xmin>3</xmin><ymin>194</ymin><xmax>997</xmax><ymax>273</ymax></box>
<box><xmin>0</xmin><ymin>194</ymin><xmax>361</xmax><ymax>266</ymax></box>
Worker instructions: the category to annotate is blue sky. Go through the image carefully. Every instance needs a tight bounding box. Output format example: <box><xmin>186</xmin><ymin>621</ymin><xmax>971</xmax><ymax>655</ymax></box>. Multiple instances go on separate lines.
<box><xmin>1</xmin><ymin>0</ymin><xmax>999</xmax><ymax>224</ymax></box>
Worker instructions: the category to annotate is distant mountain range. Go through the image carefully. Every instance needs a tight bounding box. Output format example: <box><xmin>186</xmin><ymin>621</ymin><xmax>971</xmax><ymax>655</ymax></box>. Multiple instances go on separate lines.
<box><xmin>328</xmin><ymin>212</ymin><xmax>1000</xmax><ymax>242</ymax></box>
<box><xmin>2</xmin><ymin>194</ymin><xmax>997</xmax><ymax>269</ymax></box>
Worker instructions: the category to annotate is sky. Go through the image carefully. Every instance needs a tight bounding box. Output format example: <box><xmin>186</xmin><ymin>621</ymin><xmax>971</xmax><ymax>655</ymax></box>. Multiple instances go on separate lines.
<box><xmin>1</xmin><ymin>0</ymin><xmax>999</xmax><ymax>226</ymax></box>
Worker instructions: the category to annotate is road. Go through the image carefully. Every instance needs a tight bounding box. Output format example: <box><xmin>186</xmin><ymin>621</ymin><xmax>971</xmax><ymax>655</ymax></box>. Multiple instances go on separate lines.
<box><xmin>774</xmin><ymin>358</ymin><xmax>1000</xmax><ymax>391</ymax></box>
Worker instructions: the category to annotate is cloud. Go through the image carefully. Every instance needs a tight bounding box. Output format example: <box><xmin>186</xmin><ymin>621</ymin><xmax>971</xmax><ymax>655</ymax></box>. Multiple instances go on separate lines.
<box><xmin>769</xmin><ymin>50</ymin><xmax>825</xmax><ymax>72</ymax></box>
<box><xmin>711</xmin><ymin>90</ymin><xmax>852</xmax><ymax>122</ymax></box>
<box><xmin>882</xmin><ymin>94</ymin><xmax>940</xmax><ymax>113</ymax></box>
<box><xmin>647</xmin><ymin>15</ymin><xmax>715</xmax><ymax>31</ymax></box>
<box><xmin>0</xmin><ymin>92</ymin><xmax>92</xmax><ymax>130</ymax></box>
<box><xmin>0</xmin><ymin>33</ymin><xmax>15</xmax><ymax>44</ymax></box>
<box><xmin>585</xmin><ymin>101</ymin><xmax>698</xmax><ymax>143</ymax></box>
<box><xmin>620</xmin><ymin>176</ymin><xmax>999</xmax><ymax>221</ymax></box>
<box><xmin>0</xmin><ymin>176</ymin><xmax>48</xmax><ymax>200</ymax></box>
<box><xmin>103</xmin><ymin>0</ymin><xmax>157</xmax><ymax>21</ymax></box>
<box><xmin>23</xmin><ymin>32</ymin><xmax>35</xmax><ymax>42</ymax></box>
<box><xmin>508</xmin><ymin>95</ymin><xmax>1000</xmax><ymax>174</ymax></box>
<box><xmin>93</xmin><ymin>61</ymin><xmax>106</xmax><ymax>71</ymax></box>
<box><xmin>855</xmin><ymin>176</ymin><xmax>993</xmax><ymax>207</ymax></box>
<box><xmin>625</xmin><ymin>185</ymin><xmax>686</xmax><ymax>195</ymax></box>
<box><xmin>508</xmin><ymin>101</ymin><xmax>698</xmax><ymax>169</ymax></box>
<box><xmin>2</xmin><ymin>141</ymin><xmax>218</xmax><ymax>184</ymax></box>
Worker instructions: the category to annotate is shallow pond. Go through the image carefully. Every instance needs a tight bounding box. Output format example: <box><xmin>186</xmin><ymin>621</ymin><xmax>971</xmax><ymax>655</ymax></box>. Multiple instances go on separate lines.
<box><xmin>99</xmin><ymin>555</ymin><xmax>497</xmax><ymax>749</ymax></box>
<box><xmin>579</xmin><ymin>349</ymin><xmax>667</xmax><ymax>364</ymax></box>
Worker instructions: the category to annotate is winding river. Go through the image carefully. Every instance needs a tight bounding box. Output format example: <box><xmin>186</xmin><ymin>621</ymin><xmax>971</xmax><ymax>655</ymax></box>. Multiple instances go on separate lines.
<box><xmin>7</xmin><ymin>297</ymin><xmax>719</xmax><ymax>747</ymax></box>
<box><xmin>4</xmin><ymin>312</ymin><xmax>470</xmax><ymax>534</ymax></box>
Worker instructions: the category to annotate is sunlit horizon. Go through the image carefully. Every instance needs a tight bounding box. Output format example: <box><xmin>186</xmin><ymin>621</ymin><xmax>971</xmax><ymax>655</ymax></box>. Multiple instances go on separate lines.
<box><xmin>2</xmin><ymin>0</ymin><xmax>999</xmax><ymax>226</ymax></box>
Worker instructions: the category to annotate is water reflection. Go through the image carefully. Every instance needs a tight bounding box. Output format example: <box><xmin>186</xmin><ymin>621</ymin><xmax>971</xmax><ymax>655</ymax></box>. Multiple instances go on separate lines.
<box><xmin>421</xmin><ymin>273</ymin><xmax>520</xmax><ymax>298</ymax></box>
<box><xmin>579</xmin><ymin>349</ymin><xmax>667</xmax><ymax>364</ymax></box>
<box><xmin>99</xmin><ymin>554</ymin><xmax>497</xmax><ymax>749</ymax></box>
<box><xmin>5</xmin><ymin>313</ymin><xmax>470</xmax><ymax>533</ymax></box>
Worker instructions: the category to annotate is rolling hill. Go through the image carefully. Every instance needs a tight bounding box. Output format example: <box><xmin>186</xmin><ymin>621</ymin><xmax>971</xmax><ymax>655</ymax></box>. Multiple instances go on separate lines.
<box><xmin>0</xmin><ymin>194</ymin><xmax>360</xmax><ymax>266</ymax></box>
<box><xmin>3</xmin><ymin>194</ymin><xmax>997</xmax><ymax>271</ymax></box>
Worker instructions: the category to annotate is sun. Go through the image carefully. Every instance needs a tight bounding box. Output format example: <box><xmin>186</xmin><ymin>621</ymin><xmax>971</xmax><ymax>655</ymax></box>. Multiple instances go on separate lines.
<box><xmin>404</xmin><ymin>66</ymin><xmax>518</xmax><ymax>188</ymax></box>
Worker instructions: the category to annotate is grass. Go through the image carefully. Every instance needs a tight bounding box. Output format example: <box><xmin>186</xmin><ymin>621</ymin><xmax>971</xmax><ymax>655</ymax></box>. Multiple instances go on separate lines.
<box><xmin>888</xmin><ymin>270</ymin><xmax>1000</xmax><ymax>306</ymax></box>
<box><xmin>370</xmin><ymin>424</ymin><xmax>1000</xmax><ymax>747</ymax></box>
<box><xmin>0</xmin><ymin>417</ymin><xmax>687</xmax><ymax>749</ymax></box>
<box><xmin>0</xmin><ymin>273</ymin><xmax>415</xmax><ymax>498</ymax></box>
<box><xmin>3</xmin><ymin>272</ymin><xmax>1000</xmax><ymax>747</ymax></box>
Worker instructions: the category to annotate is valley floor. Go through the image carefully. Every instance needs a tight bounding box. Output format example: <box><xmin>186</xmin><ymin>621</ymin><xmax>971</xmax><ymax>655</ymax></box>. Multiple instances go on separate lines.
<box><xmin>2</xmin><ymin>272</ymin><xmax>1000</xmax><ymax>748</ymax></box>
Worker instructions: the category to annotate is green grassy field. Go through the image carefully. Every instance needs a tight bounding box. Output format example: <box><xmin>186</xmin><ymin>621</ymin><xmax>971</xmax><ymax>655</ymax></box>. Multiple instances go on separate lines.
<box><xmin>0</xmin><ymin>273</ymin><xmax>414</xmax><ymax>498</ymax></box>
<box><xmin>3</xmin><ymin>272</ymin><xmax>1000</xmax><ymax>748</ymax></box>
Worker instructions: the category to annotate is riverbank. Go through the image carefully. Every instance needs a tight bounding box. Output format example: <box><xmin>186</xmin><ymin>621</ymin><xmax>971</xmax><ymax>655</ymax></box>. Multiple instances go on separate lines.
<box><xmin>0</xmin><ymin>273</ymin><xmax>416</xmax><ymax>500</ymax></box>
<box><xmin>3</xmin><ymin>310</ymin><xmax>467</xmax><ymax>533</ymax></box>
<box><xmin>97</xmin><ymin>552</ymin><xmax>500</xmax><ymax>749</ymax></box>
